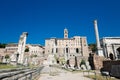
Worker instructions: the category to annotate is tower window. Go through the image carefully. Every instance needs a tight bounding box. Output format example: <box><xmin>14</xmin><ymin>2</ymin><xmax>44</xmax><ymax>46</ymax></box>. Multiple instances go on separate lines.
<box><xmin>52</xmin><ymin>48</ymin><xmax>53</xmax><ymax>53</ymax></box>
<box><xmin>56</xmin><ymin>48</ymin><xmax>58</xmax><ymax>53</ymax></box>
<box><xmin>76</xmin><ymin>48</ymin><xmax>79</xmax><ymax>53</ymax></box>
<box><xmin>65</xmin><ymin>35</ymin><xmax>67</xmax><ymax>37</ymax></box>
<box><xmin>66</xmin><ymin>48</ymin><xmax>68</xmax><ymax>53</ymax></box>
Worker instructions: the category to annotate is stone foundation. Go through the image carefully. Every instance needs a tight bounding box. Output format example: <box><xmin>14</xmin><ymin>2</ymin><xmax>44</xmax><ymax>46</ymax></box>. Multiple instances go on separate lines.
<box><xmin>88</xmin><ymin>53</ymin><xmax>104</xmax><ymax>70</ymax></box>
<box><xmin>94</xmin><ymin>54</ymin><xmax>104</xmax><ymax>70</ymax></box>
<box><xmin>102</xmin><ymin>60</ymin><xmax>120</xmax><ymax>72</ymax></box>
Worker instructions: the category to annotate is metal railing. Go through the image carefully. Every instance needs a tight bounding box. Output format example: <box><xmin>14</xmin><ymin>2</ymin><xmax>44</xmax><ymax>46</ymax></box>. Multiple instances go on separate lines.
<box><xmin>0</xmin><ymin>66</ymin><xmax>44</xmax><ymax>80</ymax></box>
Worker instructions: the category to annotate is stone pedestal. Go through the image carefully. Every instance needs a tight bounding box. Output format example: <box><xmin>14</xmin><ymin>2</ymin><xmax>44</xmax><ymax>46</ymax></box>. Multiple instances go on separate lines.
<box><xmin>97</xmin><ymin>48</ymin><xmax>104</xmax><ymax>56</ymax></box>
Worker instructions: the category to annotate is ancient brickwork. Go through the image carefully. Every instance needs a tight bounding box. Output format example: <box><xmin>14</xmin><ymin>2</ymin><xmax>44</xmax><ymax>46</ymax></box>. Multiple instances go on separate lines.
<box><xmin>93</xmin><ymin>54</ymin><xmax>104</xmax><ymax>70</ymax></box>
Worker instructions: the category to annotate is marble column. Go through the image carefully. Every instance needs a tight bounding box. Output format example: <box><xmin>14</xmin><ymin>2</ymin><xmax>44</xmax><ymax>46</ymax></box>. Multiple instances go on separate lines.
<box><xmin>17</xmin><ymin>32</ymin><xmax>28</xmax><ymax>64</ymax></box>
<box><xmin>94</xmin><ymin>20</ymin><xmax>104</xmax><ymax>56</ymax></box>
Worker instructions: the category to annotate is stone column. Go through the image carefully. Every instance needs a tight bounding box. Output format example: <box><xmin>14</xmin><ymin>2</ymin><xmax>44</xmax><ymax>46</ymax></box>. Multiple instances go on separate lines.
<box><xmin>112</xmin><ymin>44</ymin><xmax>117</xmax><ymax>59</ymax></box>
<box><xmin>94</xmin><ymin>20</ymin><xmax>104</xmax><ymax>56</ymax></box>
<box><xmin>94</xmin><ymin>20</ymin><xmax>101</xmax><ymax>48</ymax></box>
<box><xmin>17</xmin><ymin>32</ymin><xmax>28</xmax><ymax>65</ymax></box>
<box><xmin>64</xmin><ymin>47</ymin><xmax>67</xmax><ymax>61</ymax></box>
<box><xmin>53</xmin><ymin>42</ymin><xmax>56</xmax><ymax>55</ymax></box>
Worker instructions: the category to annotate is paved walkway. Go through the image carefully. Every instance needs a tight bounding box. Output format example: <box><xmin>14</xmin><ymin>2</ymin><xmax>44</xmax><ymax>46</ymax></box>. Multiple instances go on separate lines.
<box><xmin>38</xmin><ymin>65</ymin><xmax>92</xmax><ymax>80</ymax></box>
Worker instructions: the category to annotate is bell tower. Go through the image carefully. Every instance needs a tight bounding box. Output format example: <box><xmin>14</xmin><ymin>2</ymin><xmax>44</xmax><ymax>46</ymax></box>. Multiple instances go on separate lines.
<box><xmin>64</xmin><ymin>28</ymin><xmax>68</xmax><ymax>39</ymax></box>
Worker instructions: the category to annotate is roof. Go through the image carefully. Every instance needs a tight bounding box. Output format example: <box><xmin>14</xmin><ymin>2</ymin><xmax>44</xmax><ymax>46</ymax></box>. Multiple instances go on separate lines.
<box><xmin>46</xmin><ymin>36</ymin><xmax>86</xmax><ymax>40</ymax></box>
<box><xmin>102</xmin><ymin>37</ymin><xmax>120</xmax><ymax>39</ymax></box>
<box><xmin>6</xmin><ymin>43</ymin><xmax>18</xmax><ymax>47</ymax></box>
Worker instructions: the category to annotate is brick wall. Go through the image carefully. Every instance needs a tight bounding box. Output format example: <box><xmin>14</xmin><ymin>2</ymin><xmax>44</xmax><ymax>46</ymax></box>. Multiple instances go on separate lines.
<box><xmin>93</xmin><ymin>54</ymin><xmax>104</xmax><ymax>70</ymax></box>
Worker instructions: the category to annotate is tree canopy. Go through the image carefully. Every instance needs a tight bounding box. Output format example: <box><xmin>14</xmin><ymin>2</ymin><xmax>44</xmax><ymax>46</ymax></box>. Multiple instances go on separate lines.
<box><xmin>88</xmin><ymin>43</ymin><xmax>97</xmax><ymax>52</ymax></box>
<box><xmin>5</xmin><ymin>54</ymin><xmax>10</xmax><ymax>59</ymax></box>
<box><xmin>0</xmin><ymin>43</ymin><xmax>6</xmax><ymax>48</ymax></box>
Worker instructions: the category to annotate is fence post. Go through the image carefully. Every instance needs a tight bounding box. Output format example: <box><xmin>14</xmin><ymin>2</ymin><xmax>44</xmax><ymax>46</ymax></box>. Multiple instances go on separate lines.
<box><xmin>38</xmin><ymin>67</ymin><xmax>40</xmax><ymax>75</ymax></box>
<box><xmin>94</xmin><ymin>71</ymin><xmax>97</xmax><ymax>80</ymax></box>
<box><xmin>82</xmin><ymin>71</ymin><xmax>84</xmax><ymax>80</ymax></box>
<box><xmin>29</xmin><ymin>73</ymin><xmax>32</xmax><ymax>80</ymax></box>
<box><xmin>88</xmin><ymin>70</ymin><xmax>89</xmax><ymax>76</ymax></box>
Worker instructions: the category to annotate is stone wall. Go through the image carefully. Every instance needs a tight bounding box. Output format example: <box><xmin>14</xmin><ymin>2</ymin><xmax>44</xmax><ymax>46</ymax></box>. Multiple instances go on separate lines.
<box><xmin>102</xmin><ymin>60</ymin><xmax>120</xmax><ymax>72</ymax></box>
<box><xmin>102</xmin><ymin>60</ymin><xmax>120</xmax><ymax>78</ymax></box>
<box><xmin>93</xmin><ymin>54</ymin><xmax>104</xmax><ymax>70</ymax></box>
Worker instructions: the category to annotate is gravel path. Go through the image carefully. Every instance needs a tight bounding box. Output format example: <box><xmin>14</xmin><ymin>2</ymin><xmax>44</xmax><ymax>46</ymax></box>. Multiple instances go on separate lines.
<box><xmin>38</xmin><ymin>65</ymin><xmax>92</xmax><ymax>80</ymax></box>
<box><xmin>39</xmin><ymin>72</ymin><xmax>92</xmax><ymax>80</ymax></box>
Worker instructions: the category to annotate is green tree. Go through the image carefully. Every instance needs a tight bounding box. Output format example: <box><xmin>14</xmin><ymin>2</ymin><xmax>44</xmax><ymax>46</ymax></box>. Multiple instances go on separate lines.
<box><xmin>34</xmin><ymin>54</ymin><xmax>37</xmax><ymax>57</ymax></box>
<box><xmin>30</xmin><ymin>54</ymin><xmax>37</xmax><ymax>58</ymax></box>
<box><xmin>25</xmin><ymin>48</ymin><xmax>29</xmax><ymax>52</ymax></box>
<box><xmin>0</xmin><ymin>43</ymin><xmax>7</xmax><ymax>48</ymax></box>
<box><xmin>5</xmin><ymin>54</ymin><xmax>10</xmax><ymax>62</ymax></box>
<box><xmin>80</xmin><ymin>59</ymin><xmax>86</xmax><ymax>66</ymax></box>
<box><xmin>59</xmin><ymin>57</ymin><xmax>65</xmax><ymax>65</ymax></box>
<box><xmin>88</xmin><ymin>43</ymin><xmax>97</xmax><ymax>52</ymax></box>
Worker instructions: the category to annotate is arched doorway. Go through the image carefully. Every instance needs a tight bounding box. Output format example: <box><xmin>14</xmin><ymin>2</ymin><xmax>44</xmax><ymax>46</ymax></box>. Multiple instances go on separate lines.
<box><xmin>109</xmin><ymin>53</ymin><xmax>114</xmax><ymax>60</ymax></box>
<box><xmin>117</xmin><ymin>47</ymin><xmax>120</xmax><ymax>59</ymax></box>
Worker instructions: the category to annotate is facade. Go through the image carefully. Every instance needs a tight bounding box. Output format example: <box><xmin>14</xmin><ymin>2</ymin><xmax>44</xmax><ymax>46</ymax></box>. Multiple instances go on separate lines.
<box><xmin>0</xmin><ymin>48</ymin><xmax>5</xmax><ymax>62</ymax></box>
<box><xmin>26</xmin><ymin>44</ymin><xmax>44</xmax><ymax>57</ymax></box>
<box><xmin>45</xmin><ymin>28</ymin><xmax>89</xmax><ymax>68</ymax></box>
<box><xmin>0</xmin><ymin>43</ymin><xmax>45</xmax><ymax>65</ymax></box>
<box><xmin>45</xmin><ymin>36</ymin><xmax>89</xmax><ymax>58</ymax></box>
<box><xmin>26</xmin><ymin>44</ymin><xmax>45</xmax><ymax>65</ymax></box>
<box><xmin>5</xmin><ymin>43</ymin><xmax>45</xmax><ymax>57</ymax></box>
<box><xmin>5</xmin><ymin>43</ymin><xmax>18</xmax><ymax>54</ymax></box>
<box><xmin>100</xmin><ymin>37</ymin><xmax>120</xmax><ymax>60</ymax></box>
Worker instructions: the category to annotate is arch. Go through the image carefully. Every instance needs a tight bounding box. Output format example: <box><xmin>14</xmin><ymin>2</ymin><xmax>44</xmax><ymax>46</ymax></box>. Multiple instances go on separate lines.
<box><xmin>109</xmin><ymin>53</ymin><xmax>114</xmax><ymax>60</ymax></box>
<box><xmin>117</xmin><ymin>47</ymin><xmax>120</xmax><ymax>59</ymax></box>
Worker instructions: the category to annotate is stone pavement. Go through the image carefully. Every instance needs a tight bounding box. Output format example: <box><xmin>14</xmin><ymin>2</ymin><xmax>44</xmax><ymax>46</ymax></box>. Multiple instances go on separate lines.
<box><xmin>38</xmin><ymin>65</ymin><xmax>92</xmax><ymax>80</ymax></box>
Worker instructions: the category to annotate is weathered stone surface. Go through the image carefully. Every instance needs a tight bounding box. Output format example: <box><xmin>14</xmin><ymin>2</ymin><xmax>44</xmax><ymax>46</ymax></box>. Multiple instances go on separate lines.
<box><xmin>102</xmin><ymin>60</ymin><xmax>120</xmax><ymax>72</ymax></box>
<box><xmin>93</xmin><ymin>54</ymin><xmax>104</xmax><ymax>70</ymax></box>
<box><xmin>111</xmin><ymin>65</ymin><xmax>120</xmax><ymax>78</ymax></box>
<box><xmin>86</xmin><ymin>61</ymin><xmax>91</xmax><ymax>70</ymax></box>
<box><xmin>81</xmin><ymin>65</ymin><xmax>86</xmax><ymax>70</ymax></box>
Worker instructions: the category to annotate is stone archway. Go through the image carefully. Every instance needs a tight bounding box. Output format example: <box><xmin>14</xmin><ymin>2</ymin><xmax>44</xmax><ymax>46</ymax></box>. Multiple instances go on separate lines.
<box><xmin>109</xmin><ymin>53</ymin><xmax>114</xmax><ymax>60</ymax></box>
<box><xmin>117</xmin><ymin>47</ymin><xmax>120</xmax><ymax>59</ymax></box>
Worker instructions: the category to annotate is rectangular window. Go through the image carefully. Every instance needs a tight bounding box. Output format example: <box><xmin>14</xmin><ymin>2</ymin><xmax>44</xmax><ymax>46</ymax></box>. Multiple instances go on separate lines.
<box><xmin>56</xmin><ymin>48</ymin><xmax>58</xmax><ymax>53</ymax></box>
<box><xmin>66</xmin><ymin>48</ymin><xmax>68</xmax><ymax>53</ymax></box>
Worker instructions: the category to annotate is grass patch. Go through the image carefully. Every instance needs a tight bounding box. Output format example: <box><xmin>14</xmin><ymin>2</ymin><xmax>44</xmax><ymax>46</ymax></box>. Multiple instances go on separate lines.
<box><xmin>85</xmin><ymin>74</ymin><xmax>117</xmax><ymax>80</ymax></box>
<box><xmin>0</xmin><ymin>64</ymin><xmax>17</xmax><ymax>69</ymax></box>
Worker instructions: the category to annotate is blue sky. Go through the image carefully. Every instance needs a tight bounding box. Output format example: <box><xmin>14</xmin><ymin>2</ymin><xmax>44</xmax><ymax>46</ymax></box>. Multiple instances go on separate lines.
<box><xmin>0</xmin><ymin>0</ymin><xmax>120</xmax><ymax>45</ymax></box>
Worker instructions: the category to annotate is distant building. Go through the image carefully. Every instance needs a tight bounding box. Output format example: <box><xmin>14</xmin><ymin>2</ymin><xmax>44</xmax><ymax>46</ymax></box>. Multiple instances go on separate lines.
<box><xmin>45</xmin><ymin>28</ymin><xmax>89</xmax><ymax>68</ymax></box>
<box><xmin>26</xmin><ymin>44</ymin><xmax>44</xmax><ymax>56</ymax></box>
<box><xmin>0</xmin><ymin>48</ymin><xmax>5</xmax><ymax>62</ymax></box>
<box><xmin>100</xmin><ymin>37</ymin><xmax>120</xmax><ymax>60</ymax></box>
<box><xmin>26</xmin><ymin>44</ymin><xmax>45</xmax><ymax>65</ymax></box>
<box><xmin>5</xmin><ymin>43</ymin><xmax>44</xmax><ymax>56</ymax></box>
<box><xmin>0</xmin><ymin>43</ymin><xmax>45</xmax><ymax>65</ymax></box>
<box><xmin>5</xmin><ymin>43</ymin><xmax>18</xmax><ymax>54</ymax></box>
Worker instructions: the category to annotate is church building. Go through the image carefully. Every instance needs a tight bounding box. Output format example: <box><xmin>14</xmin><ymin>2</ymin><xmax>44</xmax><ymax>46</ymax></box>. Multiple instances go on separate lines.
<box><xmin>45</xmin><ymin>28</ymin><xmax>89</xmax><ymax>68</ymax></box>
